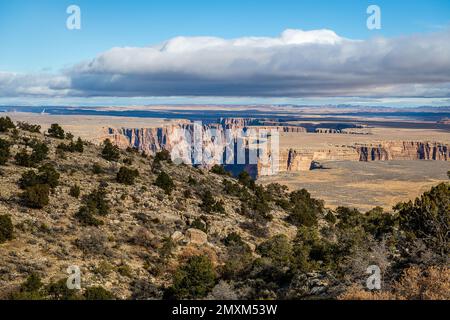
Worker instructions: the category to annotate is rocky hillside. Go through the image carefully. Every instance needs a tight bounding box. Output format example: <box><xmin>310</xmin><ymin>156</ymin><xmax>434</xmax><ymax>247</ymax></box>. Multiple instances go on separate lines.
<box><xmin>0</xmin><ymin>117</ymin><xmax>448</xmax><ymax>300</ymax></box>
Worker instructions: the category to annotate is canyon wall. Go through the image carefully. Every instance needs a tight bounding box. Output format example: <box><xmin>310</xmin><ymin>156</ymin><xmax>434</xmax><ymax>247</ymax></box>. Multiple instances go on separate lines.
<box><xmin>102</xmin><ymin>120</ymin><xmax>449</xmax><ymax>177</ymax></box>
<box><xmin>356</xmin><ymin>141</ymin><xmax>449</xmax><ymax>161</ymax></box>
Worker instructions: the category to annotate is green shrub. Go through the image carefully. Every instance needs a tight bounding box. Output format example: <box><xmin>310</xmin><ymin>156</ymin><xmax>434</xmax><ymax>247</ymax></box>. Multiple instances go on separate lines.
<box><xmin>16</xmin><ymin>140</ymin><xmax>50</xmax><ymax>166</ymax></box>
<box><xmin>123</xmin><ymin>157</ymin><xmax>133</xmax><ymax>165</ymax></box>
<box><xmin>18</xmin><ymin>170</ymin><xmax>40</xmax><ymax>189</ymax></box>
<box><xmin>223</xmin><ymin>180</ymin><xmax>241</xmax><ymax>196</ymax></box>
<box><xmin>92</xmin><ymin>163</ymin><xmax>104</xmax><ymax>174</ymax></box>
<box><xmin>74</xmin><ymin>206</ymin><xmax>103</xmax><ymax>226</ymax></box>
<box><xmin>187</xmin><ymin>175</ymin><xmax>198</xmax><ymax>186</ymax></box>
<box><xmin>0</xmin><ymin>138</ymin><xmax>11</xmax><ymax>165</ymax></box>
<box><xmin>17</xmin><ymin>122</ymin><xmax>41</xmax><ymax>133</ymax></box>
<box><xmin>101</xmin><ymin>139</ymin><xmax>120</xmax><ymax>162</ymax></box>
<box><xmin>223</xmin><ymin>232</ymin><xmax>244</xmax><ymax>247</ymax></box>
<box><xmin>46</xmin><ymin>278</ymin><xmax>80</xmax><ymax>300</ymax></box>
<box><xmin>69</xmin><ymin>185</ymin><xmax>81</xmax><ymax>198</ymax></box>
<box><xmin>364</xmin><ymin>206</ymin><xmax>396</xmax><ymax>239</ymax></box>
<box><xmin>0</xmin><ymin>214</ymin><xmax>13</xmax><ymax>243</ymax></box>
<box><xmin>154</xmin><ymin>171</ymin><xmax>175</xmax><ymax>195</ymax></box>
<box><xmin>210</xmin><ymin>165</ymin><xmax>230</xmax><ymax>176</ymax></box>
<box><xmin>47</xmin><ymin>123</ymin><xmax>65</xmax><ymax>139</ymax></box>
<box><xmin>237</xmin><ymin>171</ymin><xmax>255</xmax><ymax>189</ymax></box>
<box><xmin>21</xmin><ymin>184</ymin><xmax>50</xmax><ymax>208</ymax></box>
<box><xmin>85</xmin><ymin>187</ymin><xmax>110</xmax><ymax>216</ymax></box>
<box><xmin>167</xmin><ymin>255</ymin><xmax>216</xmax><ymax>299</ymax></box>
<box><xmin>257</xmin><ymin>234</ymin><xmax>293</xmax><ymax>269</ymax></box>
<box><xmin>15</xmin><ymin>149</ymin><xmax>33</xmax><ymax>167</ymax></box>
<box><xmin>286</xmin><ymin>189</ymin><xmax>324</xmax><ymax>227</ymax></box>
<box><xmin>222</xmin><ymin>241</ymin><xmax>253</xmax><ymax>280</ymax></box>
<box><xmin>57</xmin><ymin>137</ymin><xmax>84</xmax><ymax>153</ymax></box>
<box><xmin>83</xmin><ymin>286</ymin><xmax>115</xmax><ymax>300</ymax></box>
<box><xmin>10</xmin><ymin>273</ymin><xmax>45</xmax><ymax>300</ymax></box>
<box><xmin>19</xmin><ymin>164</ymin><xmax>60</xmax><ymax>190</ymax></box>
<box><xmin>395</xmin><ymin>183</ymin><xmax>449</xmax><ymax>254</ymax></box>
<box><xmin>0</xmin><ymin>116</ymin><xmax>15</xmax><ymax>132</ymax></box>
<box><xmin>292</xmin><ymin>226</ymin><xmax>336</xmax><ymax>273</ymax></box>
<box><xmin>37</xmin><ymin>163</ymin><xmax>60</xmax><ymax>189</ymax></box>
<box><xmin>335</xmin><ymin>206</ymin><xmax>364</xmax><ymax>229</ymax></box>
<box><xmin>190</xmin><ymin>218</ymin><xmax>207</xmax><ymax>233</ymax></box>
<box><xmin>154</xmin><ymin>149</ymin><xmax>171</xmax><ymax>162</ymax></box>
<box><xmin>200</xmin><ymin>190</ymin><xmax>225</xmax><ymax>214</ymax></box>
<box><xmin>116</xmin><ymin>167</ymin><xmax>139</xmax><ymax>185</ymax></box>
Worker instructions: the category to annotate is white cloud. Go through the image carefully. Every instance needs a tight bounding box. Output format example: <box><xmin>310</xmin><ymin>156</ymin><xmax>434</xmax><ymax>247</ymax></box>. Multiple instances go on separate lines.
<box><xmin>1</xmin><ymin>29</ymin><xmax>450</xmax><ymax>101</ymax></box>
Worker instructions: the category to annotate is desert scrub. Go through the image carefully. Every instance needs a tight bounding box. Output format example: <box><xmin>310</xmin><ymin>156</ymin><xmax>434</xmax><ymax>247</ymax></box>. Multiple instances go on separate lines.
<box><xmin>0</xmin><ymin>214</ymin><xmax>14</xmax><ymax>243</ymax></box>
<box><xmin>154</xmin><ymin>171</ymin><xmax>175</xmax><ymax>195</ymax></box>
<box><xmin>116</xmin><ymin>166</ymin><xmax>139</xmax><ymax>185</ymax></box>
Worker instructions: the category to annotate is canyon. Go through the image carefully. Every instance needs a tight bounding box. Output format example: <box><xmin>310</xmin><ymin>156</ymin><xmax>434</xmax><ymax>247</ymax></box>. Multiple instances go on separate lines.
<box><xmin>102</xmin><ymin>119</ymin><xmax>449</xmax><ymax>177</ymax></box>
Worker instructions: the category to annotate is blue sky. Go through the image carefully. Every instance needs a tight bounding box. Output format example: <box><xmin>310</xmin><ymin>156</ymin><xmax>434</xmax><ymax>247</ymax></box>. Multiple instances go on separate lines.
<box><xmin>1</xmin><ymin>0</ymin><xmax>449</xmax><ymax>73</ymax></box>
<box><xmin>0</xmin><ymin>0</ymin><xmax>449</xmax><ymax>106</ymax></box>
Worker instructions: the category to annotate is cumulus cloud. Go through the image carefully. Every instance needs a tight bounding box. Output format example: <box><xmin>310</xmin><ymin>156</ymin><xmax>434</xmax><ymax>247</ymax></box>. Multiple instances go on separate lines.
<box><xmin>2</xmin><ymin>29</ymin><xmax>450</xmax><ymax>99</ymax></box>
<box><xmin>0</xmin><ymin>72</ymin><xmax>71</xmax><ymax>97</ymax></box>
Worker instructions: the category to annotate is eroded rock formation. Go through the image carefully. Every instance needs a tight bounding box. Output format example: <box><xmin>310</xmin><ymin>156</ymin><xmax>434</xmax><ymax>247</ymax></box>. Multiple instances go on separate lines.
<box><xmin>102</xmin><ymin>119</ymin><xmax>449</xmax><ymax>177</ymax></box>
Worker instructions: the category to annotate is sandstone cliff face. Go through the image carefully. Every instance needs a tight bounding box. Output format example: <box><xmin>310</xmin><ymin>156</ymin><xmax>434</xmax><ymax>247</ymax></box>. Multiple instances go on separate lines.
<box><xmin>275</xmin><ymin>141</ymin><xmax>449</xmax><ymax>173</ymax></box>
<box><xmin>357</xmin><ymin>141</ymin><xmax>449</xmax><ymax>161</ymax></box>
<box><xmin>103</xmin><ymin>120</ymin><xmax>449</xmax><ymax>176</ymax></box>
<box><xmin>104</xmin><ymin>121</ymin><xmax>302</xmax><ymax>176</ymax></box>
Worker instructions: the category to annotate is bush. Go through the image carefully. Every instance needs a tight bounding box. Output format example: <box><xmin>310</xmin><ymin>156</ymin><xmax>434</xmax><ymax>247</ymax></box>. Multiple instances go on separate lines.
<box><xmin>166</xmin><ymin>255</ymin><xmax>216</xmax><ymax>299</ymax></box>
<box><xmin>21</xmin><ymin>184</ymin><xmax>50</xmax><ymax>208</ymax></box>
<box><xmin>75</xmin><ymin>186</ymin><xmax>109</xmax><ymax>226</ymax></box>
<box><xmin>395</xmin><ymin>183</ymin><xmax>449</xmax><ymax>255</ymax></box>
<box><xmin>10</xmin><ymin>273</ymin><xmax>45</xmax><ymax>300</ymax></box>
<box><xmin>74</xmin><ymin>206</ymin><xmax>103</xmax><ymax>226</ymax></box>
<box><xmin>0</xmin><ymin>116</ymin><xmax>15</xmax><ymax>132</ymax></box>
<box><xmin>187</xmin><ymin>175</ymin><xmax>198</xmax><ymax>186</ymax></box>
<box><xmin>199</xmin><ymin>190</ymin><xmax>225</xmax><ymax>214</ymax></box>
<box><xmin>46</xmin><ymin>278</ymin><xmax>81</xmax><ymax>300</ymax></box>
<box><xmin>0</xmin><ymin>214</ymin><xmax>13</xmax><ymax>243</ymax></box>
<box><xmin>222</xmin><ymin>241</ymin><xmax>254</xmax><ymax>280</ymax></box>
<box><xmin>364</xmin><ymin>207</ymin><xmax>396</xmax><ymax>239</ymax></box>
<box><xmin>85</xmin><ymin>187</ymin><xmax>110</xmax><ymax>216</ymax></box>
<box><xmin>101</xmin><ymin>139</ymin><xmax>120</xmax><ymax>162</ymax></box>
<box><xmin>190</xmin><ymin>218</ymin><xmax>207</xmax><ymax>233</ymax></box>
<box><xmin>0</xmin><ymin>138</ymin><xmax>11</xmax><ymax>165</ymax></box>
<box><xmin>210</xmin><ymin>165</ymin><xmax>230</xmax><ymax>176</ymax></box>
<box><xmin>19</xmin><ymin>164</ymin><xmax>60</xmax><ymax>190</ymax></box>
<box><xmin>237</xmin><ymin>171</ymin><xmax>255</xmax><ymax>189</ymax></box>
<box><xmin>223</xmin><ymin>232</ymin><xmax>244</xmax><ymax>247</ymax></box>
<box><xmin>286</xmin><ymin>189</ymin><xmax>324</xmax><ymax>227</ymax></box>
<box><xmin>17</xmin><ymin>121</ymin><xmax>41</xmax><ymax>133</ymax></box>
<box><xmin>47</xmin><ymin>123</ymin><xmax>65</xmax><ymax>139</ymax></box>
<box><xmin>75</xmin><ymin>229</ymin><xmax>109</xmax><ymax>255</ymax></box>
<box><xmin>16</xmin><ymin>140</ymin><xmax>49</xmax><ymax>167</ymax></box>
<box><xmin>257</xmin><ymin>234</ymin><xmax>293</xmax><ymax>270</ymax></box>
<box><xmin>116</xmin><ymin>167</ymin><xmax>139</xmax><ymax>185</ymax></box>
<box><xmin>15</xmin><ymin>149</ymin><xmax>33</xmax><ymax>167</ymax></box>
<box><xmin>92</xmin><ymin>163</ymin><xmax>104</xmax><ymax>174</ymax></box>
<box><xmin>57</xmin><ymin>137</ymin><xmax>84</xmax><ymax>153</ymax></box>
<box><xmin>154</xmin><ymin>171</ymin><xmax>175</xmax><ymax>195</ymax></box>
<box><xmin>37</xmin><ymin>163</ymin><xmax>60</xmax><ymax>189</ymax></box>
<box><xmin>154</xmin><ymin>150</ymin><xmax>171</xmax><ymax>162</ymax></box>
<box><xmin>18</xmin><ymin>170</ymin><xmax>40</xmax><ymax>189</ymax></box>
<box><xmin>338</xmin><ymin>266</ymin><xmax>450</xmax><ymax>300</ymax></box>
<box><xmin>29</xmin><ymin>140</ymin><xmax>49</xmax><ymax>163</ymax></box>
<box><xmin>292</xmin><ymin>226</ymin><xmax>336</xmax><ymax>273</ymax></box>
<box><xmin>69</xmin><ymin>185</ymin><xmax>81</xmax><ymax>198</ymax></box>
<box><xmin>83</xmin><ymin>286</ymin><xmax>115</xmax><ymax>300</ymax></box>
